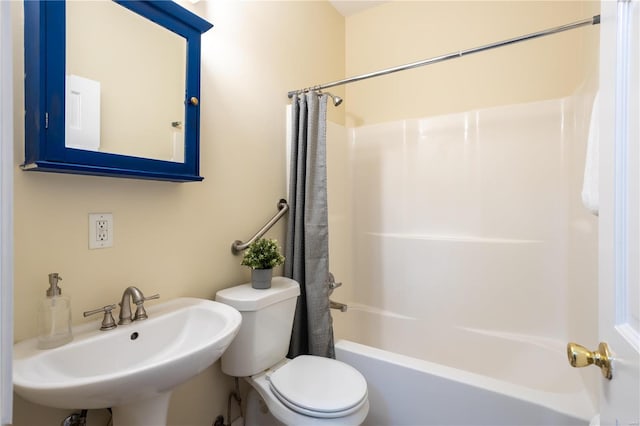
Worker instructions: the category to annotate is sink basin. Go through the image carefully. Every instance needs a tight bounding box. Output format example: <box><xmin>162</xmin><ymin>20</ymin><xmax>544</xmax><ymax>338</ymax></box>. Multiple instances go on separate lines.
<box><xmin>14</xmin><ymin>297</ymin><xmax>242</xmax><ymax>425</ymax></box>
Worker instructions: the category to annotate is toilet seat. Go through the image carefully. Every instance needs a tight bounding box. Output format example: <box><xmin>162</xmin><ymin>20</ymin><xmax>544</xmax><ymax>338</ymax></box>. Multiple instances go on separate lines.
<box><xmin>267</xmin><ymin>355</ymin><xmax>368</xmax><ymax>419</ymax></box>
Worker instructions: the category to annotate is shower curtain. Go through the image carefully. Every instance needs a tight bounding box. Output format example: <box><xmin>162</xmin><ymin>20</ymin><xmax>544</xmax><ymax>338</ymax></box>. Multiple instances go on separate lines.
<box><xmin>285</xmin><ymin>92</ymin><xmax>334</xmax><ymax>359</ymax></box>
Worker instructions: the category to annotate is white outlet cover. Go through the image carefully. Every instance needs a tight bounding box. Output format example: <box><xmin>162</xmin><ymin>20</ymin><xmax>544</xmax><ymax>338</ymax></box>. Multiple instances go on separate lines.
<box><xmin>89</xmin><ymin>213</ymin><xmax>113</xmax><ymax>249</ymax></box>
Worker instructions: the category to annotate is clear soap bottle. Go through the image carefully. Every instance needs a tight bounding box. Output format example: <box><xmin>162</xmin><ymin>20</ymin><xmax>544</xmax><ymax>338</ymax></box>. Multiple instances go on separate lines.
<box><xmin>37</xmin><ymin>272</ymin><xmax>73</xmax><ymax>349</ymax></box>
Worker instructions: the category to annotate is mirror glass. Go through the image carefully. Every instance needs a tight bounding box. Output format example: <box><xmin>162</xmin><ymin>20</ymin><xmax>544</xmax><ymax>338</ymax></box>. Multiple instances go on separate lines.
<box><xmin>23</xmin><ymin>0</ymin><xmax>212</xmax><ymax>182</ymax></box>
<box><xmin>65</xmin><ymin>1</ymin><xmax>187</xmax><ymax>162</ymax></box>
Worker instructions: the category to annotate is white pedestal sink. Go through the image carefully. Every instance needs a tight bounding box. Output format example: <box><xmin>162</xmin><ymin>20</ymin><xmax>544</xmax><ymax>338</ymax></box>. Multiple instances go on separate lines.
<box><xmin>13</xmin><ymin>297</ymin><xmax>242</xmax><ymax>426</ymax></box>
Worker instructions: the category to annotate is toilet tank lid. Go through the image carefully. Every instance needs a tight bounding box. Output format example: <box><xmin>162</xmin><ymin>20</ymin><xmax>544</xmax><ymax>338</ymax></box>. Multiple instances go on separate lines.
<box><xmin>215</xmin><ymin>277</ymin><xmax>300</xmax><ymax>311</ymax></box>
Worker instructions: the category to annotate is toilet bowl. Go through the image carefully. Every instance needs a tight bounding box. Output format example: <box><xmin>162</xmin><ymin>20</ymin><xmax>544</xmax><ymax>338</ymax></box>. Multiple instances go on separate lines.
<box><xmin>215</xmin><ymin>278</ymin><xmax>369</xmax><ymax>426</ymax></box>
<box><xmin>246</xmin><ymin>358</ymin><xmax>369</xmax><ymax>425</ymax></box>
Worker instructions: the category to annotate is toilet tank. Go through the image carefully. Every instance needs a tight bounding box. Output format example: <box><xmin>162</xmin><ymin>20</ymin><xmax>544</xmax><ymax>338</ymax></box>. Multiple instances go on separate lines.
<box><xmin>215</xmin><ymin>277</ymin><xmax>300</xmax><ymax>377</ymax></box>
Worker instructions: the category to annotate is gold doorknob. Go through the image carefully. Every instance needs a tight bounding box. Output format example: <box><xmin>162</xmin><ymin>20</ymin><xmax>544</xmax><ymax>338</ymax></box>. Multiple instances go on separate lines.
<box><xmin>567</xmin><ymin>342</ymin><xmax>613</xmax><ymax>380</ymax></box>
<box><xmin>189</xmin><ymin>97</ymin><xmax>199</xmax><ymax>106</ymax></box>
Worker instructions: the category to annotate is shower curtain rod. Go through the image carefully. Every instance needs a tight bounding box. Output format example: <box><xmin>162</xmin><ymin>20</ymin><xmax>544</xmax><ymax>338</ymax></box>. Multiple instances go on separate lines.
<box><xmin>287</xmin><ymin>15</ymin><xmax>600</xmax><ymax>98</ymax></box>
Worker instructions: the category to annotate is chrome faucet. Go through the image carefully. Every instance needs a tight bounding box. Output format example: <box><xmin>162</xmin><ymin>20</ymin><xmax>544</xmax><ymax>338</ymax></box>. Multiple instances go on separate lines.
<box><xmin>118</xmin><ymin>286</ymin><xmax>160</xmax><ymax>325</ymax></box>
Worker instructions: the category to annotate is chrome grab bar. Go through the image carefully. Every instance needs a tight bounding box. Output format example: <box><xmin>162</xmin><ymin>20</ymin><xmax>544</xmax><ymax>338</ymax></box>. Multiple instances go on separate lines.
<box><xmin>231</xmin><ymin>199</ymin><xmax>289</xmax><ymax>255</ymax></box>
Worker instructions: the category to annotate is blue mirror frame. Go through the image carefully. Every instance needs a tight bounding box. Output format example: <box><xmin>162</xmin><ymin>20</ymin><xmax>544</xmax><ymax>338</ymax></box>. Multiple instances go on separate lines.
<box><xmin>23</xmin><ymin>1</ymin><xmax>212</xmax><ymax>182</ymax></box>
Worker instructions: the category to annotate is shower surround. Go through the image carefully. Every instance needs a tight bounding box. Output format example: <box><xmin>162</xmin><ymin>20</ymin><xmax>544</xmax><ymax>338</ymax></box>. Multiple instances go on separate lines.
<box><xmin>328</xmin><ymin>96</ymin><xmax>599</xmax><ymax>423</ymax></box>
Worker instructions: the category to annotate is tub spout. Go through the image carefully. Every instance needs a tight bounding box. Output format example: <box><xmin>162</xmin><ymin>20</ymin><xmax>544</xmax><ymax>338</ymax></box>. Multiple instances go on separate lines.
<box><xmin>330</xmin><ymin>299</ymin><xmax>348</xmax><ymax>312</ymax></box>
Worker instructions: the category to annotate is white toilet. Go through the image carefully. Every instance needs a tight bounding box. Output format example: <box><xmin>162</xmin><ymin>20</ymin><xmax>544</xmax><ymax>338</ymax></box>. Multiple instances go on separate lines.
<box><xmin>215</xmin><ymin>277</ymin><xmax>369</xmax><ymax>426</ymax></box>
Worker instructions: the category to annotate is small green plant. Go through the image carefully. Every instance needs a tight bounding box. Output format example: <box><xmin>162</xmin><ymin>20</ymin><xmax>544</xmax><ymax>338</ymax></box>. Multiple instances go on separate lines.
<box><xmin>241</xmin><ymin>238</ymin><xmax>285</xmax><ymax>270</ymax></box>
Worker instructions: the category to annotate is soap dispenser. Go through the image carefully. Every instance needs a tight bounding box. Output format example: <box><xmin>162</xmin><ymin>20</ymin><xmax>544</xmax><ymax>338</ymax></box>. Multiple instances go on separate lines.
<box><xmin>37</xmin><ymin>273</ymin><xmax>73</xmax><ymax>349</ymax></box>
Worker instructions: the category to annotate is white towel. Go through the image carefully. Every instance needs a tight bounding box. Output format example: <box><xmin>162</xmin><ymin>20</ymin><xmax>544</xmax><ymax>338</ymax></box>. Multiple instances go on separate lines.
<box><xmin>582</xmin><ymin>93</ymin><xmax>599</xmax><ymax>215</ymax></box>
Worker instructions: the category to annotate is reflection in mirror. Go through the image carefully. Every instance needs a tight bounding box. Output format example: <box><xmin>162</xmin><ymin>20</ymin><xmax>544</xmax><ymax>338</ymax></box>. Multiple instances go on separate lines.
<box><xmin>65</xmin><ymin>0</ymin><xmax>186</xmax><ymax>162</ymax></box>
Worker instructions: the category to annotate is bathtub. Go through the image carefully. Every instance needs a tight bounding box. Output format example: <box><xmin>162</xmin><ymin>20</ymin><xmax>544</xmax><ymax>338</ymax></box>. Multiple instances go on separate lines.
<box><xmin>334</xmin><ymin>322</ymin><xmax>596</xmax><ymax>425</ymax></box>
<box><xmin>328</xmin><ymin>97</ymin><xmax>598</xmax><ymax>425</ymax></box>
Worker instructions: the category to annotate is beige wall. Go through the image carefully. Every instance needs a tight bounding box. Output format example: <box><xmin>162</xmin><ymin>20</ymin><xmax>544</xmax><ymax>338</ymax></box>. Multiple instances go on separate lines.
<box><xmin>11</xmin><ymin>1</ymin><xmax>344</xmax><ymax>424</ymax></box>
<box><xmin>344</xmin><ymin>1</ymin><xmax>599</xmax><ymax>126</ymax></box>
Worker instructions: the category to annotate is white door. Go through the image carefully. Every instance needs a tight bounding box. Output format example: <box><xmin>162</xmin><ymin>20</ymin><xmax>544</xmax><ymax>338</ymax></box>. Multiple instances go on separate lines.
<box><xmin>0</xmin><ymin>1</ymin><xmax>13</xmax><ymax>424</ymax></box>
<box><xmin>598</xmin><ymin>0</ymin><xmax>640</xmax><ymax>424</ymax></box>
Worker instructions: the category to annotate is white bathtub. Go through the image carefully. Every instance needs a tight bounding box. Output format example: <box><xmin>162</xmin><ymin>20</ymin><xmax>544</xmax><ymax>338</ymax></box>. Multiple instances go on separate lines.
<box><xmin>335</xmin><ymin>332</ymin><xmax>596</xmax><ymax>425</ymax></box>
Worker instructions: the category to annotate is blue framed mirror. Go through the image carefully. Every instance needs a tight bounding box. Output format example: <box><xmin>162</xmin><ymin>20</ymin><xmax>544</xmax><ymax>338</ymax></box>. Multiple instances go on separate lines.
<box><xmin>23</xmin><ymin>1</ymin><xmax>212</xmax><ymax>182</ymax></box>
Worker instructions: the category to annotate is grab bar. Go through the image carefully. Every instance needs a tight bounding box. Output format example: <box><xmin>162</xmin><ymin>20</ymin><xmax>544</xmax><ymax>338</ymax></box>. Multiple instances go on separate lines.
<box><xmin>231</xmin><ymin>199</ymin><xmax>289</xmax><ymax>255</ymax></box>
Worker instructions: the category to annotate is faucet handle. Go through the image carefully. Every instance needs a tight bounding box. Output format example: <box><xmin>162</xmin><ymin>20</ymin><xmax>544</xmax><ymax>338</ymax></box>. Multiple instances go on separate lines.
<box><xmin>143</xmin><ymin>293</ymin><xmax>160</xmax><ymax>302</ymax></box>
<box><xmin>83</xmin><ymin>304</ymin><xmax>118</xmax><ymax>331</ymax></box>
<box><xmin>329</xmin><ymin>280</ymin><xmax>343</xmax><ymax>290</ymax></box>
<box><xmin>133</xmin><ymin>305</ymin><xmax>148</xmax><ymax>321</ymax></box>
<box><xmin>132</xmin><ymin>293</ymin><xmax>160</xmax><ymax>321</ymax></box>
<box><xmin>327</xmin><ymin>273</ymin><xmax>342</xmax><ymax>296</ymax></box>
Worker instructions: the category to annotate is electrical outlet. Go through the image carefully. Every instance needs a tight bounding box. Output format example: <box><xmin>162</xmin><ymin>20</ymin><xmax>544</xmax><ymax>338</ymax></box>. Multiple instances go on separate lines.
<box><xmin>89</xmin><ymin>213</ymin><xmax>113</xmax><ymax>249</ymax></box>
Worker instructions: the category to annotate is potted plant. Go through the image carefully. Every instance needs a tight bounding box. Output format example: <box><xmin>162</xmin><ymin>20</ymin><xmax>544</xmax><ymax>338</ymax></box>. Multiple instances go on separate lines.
<box><xmin>241</xmin><ymin>238</ymin><xmax>285</xmax><ymax>289</ymax></box>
